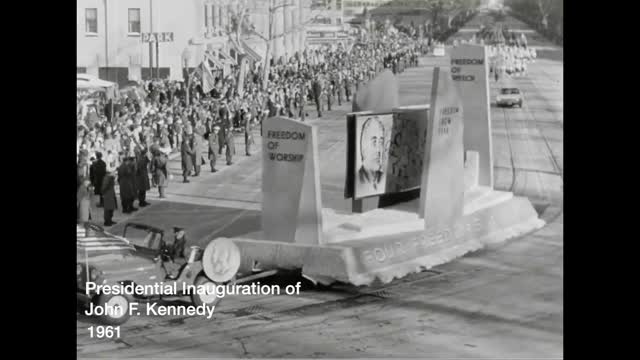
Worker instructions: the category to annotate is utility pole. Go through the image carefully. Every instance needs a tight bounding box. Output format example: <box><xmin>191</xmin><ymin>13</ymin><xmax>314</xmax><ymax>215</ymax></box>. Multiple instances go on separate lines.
<box><xmin>182</xmin><ymin>47</ymin><xmax>191</xmax><ymax>106</ymax></box>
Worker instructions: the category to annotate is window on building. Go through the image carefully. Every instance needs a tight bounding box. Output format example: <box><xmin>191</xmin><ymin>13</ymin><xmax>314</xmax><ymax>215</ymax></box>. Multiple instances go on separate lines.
<box><xmin>85</xmin><ymin>8</ymin><xmax>97</xmax><ymax>34</ymax></box>
<box><xmin>205</xmin><ymin>4</ymin><xmax>211</xmax><ymax>27</ymax></box>
<box><xmin>336</xmin><ymin>18</ymin><xmax>342</xmax><ymax>25</ymax></box>
<box><xmin>336</xmin><ymin>0</ymin><xmax>342</xmax><ymax>10</ymax></box>
<box><xmin>128</xmin><ymin>8</ymin><xmax>141</xmax><ymax>34</ymax></box>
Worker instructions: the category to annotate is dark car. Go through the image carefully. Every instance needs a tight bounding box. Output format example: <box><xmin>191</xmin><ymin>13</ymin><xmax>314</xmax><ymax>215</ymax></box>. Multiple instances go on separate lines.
<box><xmin>77</xmin><ymin>222</ymin><xmax>229</xmax><ymax>325</ymax></box>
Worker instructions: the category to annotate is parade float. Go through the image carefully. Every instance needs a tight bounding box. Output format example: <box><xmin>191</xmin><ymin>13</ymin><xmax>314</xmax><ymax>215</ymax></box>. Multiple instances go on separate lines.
<box><xmin>205</xmin><ymin>44</ymin><xmax>545</xmax><ymax>286</ymax></box>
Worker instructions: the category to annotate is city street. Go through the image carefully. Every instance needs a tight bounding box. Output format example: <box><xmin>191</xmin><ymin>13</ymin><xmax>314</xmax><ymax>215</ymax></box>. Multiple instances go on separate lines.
<box><xmin>78</xmin><ymin>13</ymin><xmax>563</xmax><ymax>358</ymax></box>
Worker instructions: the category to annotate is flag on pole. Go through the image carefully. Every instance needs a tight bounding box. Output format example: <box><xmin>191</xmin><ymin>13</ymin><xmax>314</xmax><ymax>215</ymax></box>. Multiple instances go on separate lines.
<box><xmin>197</xmin><ymin>56</ymin><xmax>216</xmax><ymax>94</ymax></box>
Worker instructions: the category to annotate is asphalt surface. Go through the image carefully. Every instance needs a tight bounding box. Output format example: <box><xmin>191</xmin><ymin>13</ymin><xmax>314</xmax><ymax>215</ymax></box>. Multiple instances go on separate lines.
<box><xmin>78</xmin><ymin>12</ymin><xmax>563</xmax><ymax>358</ymax></box>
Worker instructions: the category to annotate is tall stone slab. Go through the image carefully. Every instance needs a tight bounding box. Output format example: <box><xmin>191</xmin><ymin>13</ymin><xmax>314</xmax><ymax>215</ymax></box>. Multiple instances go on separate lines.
<box><xmin>262</xmin><ymin>117</ymin><xmax>323</xmax><ymax>245</ymax></box>
<box><xmin>419</xmin><ymin>67</ymin><xmax>465</xmax><ymax>230</ymax></box>
<box><xmin>450</xmin><ymin>44</ymin><xmax>493</xmax><ymax>188</ymax></box>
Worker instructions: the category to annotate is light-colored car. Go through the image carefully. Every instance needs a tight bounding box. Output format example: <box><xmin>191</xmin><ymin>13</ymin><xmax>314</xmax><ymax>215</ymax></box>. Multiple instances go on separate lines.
<box><xmin>496</xmin><ymin>87</ymin><xmax>523</xmax><ymax>107</ymax></box>
<box><xmin>433</xmin><ymin>45</ymin><xmax>445</xmax><ymax>57</ymax></box>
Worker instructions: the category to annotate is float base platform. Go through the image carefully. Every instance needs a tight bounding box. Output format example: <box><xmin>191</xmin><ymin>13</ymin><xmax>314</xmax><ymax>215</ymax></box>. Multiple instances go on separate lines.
<box><xmin>229</xmin><ymin>189</ymin><xmax>545</xmax><ymax>286</ymax></box>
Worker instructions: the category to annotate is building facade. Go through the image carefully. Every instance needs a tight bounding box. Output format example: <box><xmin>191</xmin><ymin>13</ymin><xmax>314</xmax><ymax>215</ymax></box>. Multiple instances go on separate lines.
<box><xmin>342</xmin><ymin>0</ymin><xmax>384</xmax><ymax>23</ymax></box>
<box><xmin>305</xmin><ymin>0</ymin><xmax>350</xmax><ymax>47</ymax></box>
<box><xmin>77</xmin><ymin>0</ymin><xmax>309</xmax><ymax>85</ymax></box>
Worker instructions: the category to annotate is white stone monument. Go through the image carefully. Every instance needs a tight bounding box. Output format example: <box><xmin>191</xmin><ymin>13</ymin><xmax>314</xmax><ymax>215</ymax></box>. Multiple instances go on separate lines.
<box><xmin>262</xmin><ymin>117</ymin><xmax>323</xmax><ymax>245</ymax></box>
<box><xmin>450</xmin><ymin>44</ymin><xmax>493</xmax><ymax>188</ymax></box>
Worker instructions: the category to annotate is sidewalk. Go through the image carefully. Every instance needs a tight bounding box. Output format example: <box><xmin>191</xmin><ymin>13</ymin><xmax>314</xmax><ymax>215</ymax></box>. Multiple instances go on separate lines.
<box><xmin>86</xmin><ymin>130</ymin><xmax>261</xmax><ymax>230</ymax></box>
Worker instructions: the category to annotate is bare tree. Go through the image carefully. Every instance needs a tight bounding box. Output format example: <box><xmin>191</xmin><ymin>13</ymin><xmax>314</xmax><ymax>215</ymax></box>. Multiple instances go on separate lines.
<box><xmin>244</xmin><ymin>0</ymin><xmax>329</xmax><ymax>90</ymax></box>
<box><xmin>536</xmin><ymin>0</ymin><xmax>555</xmax><ymax>30</ymax></box>
<box><xmin>226</xmin><ymin>0</ymin><xmax>253</xmax><ymax>57</ymax></box>
<box><xmin>414</xmin><ymin>0</ymin><xmax>477</xmax><ymax>32</ymax></box>
<box><xmin>505</xmin><ymin>0</ymin><xmax>562</xmax><ymax>39</ymax></box>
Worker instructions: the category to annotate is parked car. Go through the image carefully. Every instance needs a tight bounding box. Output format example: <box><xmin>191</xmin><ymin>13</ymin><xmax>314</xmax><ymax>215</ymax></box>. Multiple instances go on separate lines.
<box><xmin>496</xmin><ymin>87</ymin><xmax>524</xmax><ymax>107</ymax></box>
<box><xmin>77</xmin><ymin>222</ymin><xmax>232</xmax><ymax>325</ymax></box>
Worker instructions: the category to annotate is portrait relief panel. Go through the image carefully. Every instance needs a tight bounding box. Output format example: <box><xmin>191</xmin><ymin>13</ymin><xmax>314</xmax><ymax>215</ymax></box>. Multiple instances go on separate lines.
<box><xmin>354</xmin><ymin>113</ymin><xmax>393</xmax><ymax>199</ymax></box>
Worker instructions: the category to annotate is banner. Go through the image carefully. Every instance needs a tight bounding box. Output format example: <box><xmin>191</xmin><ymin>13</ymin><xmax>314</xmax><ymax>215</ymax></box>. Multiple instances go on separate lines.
<box><xmin>199</xmin><ymin>59</ymin><xmax>216</xmax><ymax>93</ymax></box>
<box><xmin>236</xmin><ymin>55</ymin><xmax>250</xmax><ymax>96</ymax></box>
<box><xmin>128</xmin><ymin>55</ymin><xmax>142</xmax><ymax>81</ymax></box>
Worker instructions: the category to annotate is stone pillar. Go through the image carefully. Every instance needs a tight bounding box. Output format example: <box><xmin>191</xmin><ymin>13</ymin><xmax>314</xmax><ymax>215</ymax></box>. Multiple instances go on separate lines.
<box><xmin>212</xmin><ymin>4</ymin><xmax>217</xmax><ymax>30</ymax></box>
<box><xmin>292</xmin><ymin>7</ymin><xmax>299</xmax><ymax>54</ymax></box>
<box><xmin>273</xmin><ymin>6</ymin><xmax>283</xmax><ymax>60</ymax></box>
<box><xmin>281</xmin><ymin>6</ymin><xmax>287</xmax><ymax>60</ymax></box>
<box><xmin>221</xmin><ymin>4</ymin><xmax>227</xmax><ymax>32</ymax></box>
<box><xmin>284</xmin><ymin>8</ymin><xmax>292</xmax><ymax>60</ymax></box>
<box><xmin>298</xmin><ymin>0</ymin><xmax>306</xmax><ymax>51</ymax></box>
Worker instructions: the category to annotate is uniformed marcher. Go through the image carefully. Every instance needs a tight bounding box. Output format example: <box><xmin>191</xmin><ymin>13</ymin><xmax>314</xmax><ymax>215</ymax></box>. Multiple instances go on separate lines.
<box><xmin>312</xmin><ymin>76</ymin><xmax>323</xmax><ymax>118</ymax></box>
<box><xmin>150</xmin><ymin>149</ymin><xmax>168</xmax><ymax>199</ymax></box>
<box><xmin>336</xmin><ymin>73</ymin><xmax>343</xmax><ymax>106</ymax></box>
<box><xmin>208</xmin><ymin>126</ymin><xmax>220</xmax><ymax>172</ymax></box>
<box><xmin>217</xmin><ymin>101</ymin><xmax>228</xmax><ymax>153</ymax></box>
<box><xmin>297</xmin><ymin>82</ymin><xmax>307</xmax><ymax>121</ymax></box>
<box><xmin>326</xmin><ymin>81</ymin><xmax>333</xmax><ymax>111</ymax></box>
<box><xmin>244</xmin><ymin>112</ymin><xmax>254</xmax><ymax>156</ymax></box>
<box><xmin>135</xmin><ymin>148</ymin><xmax>151</xmax><ymax>207</ymax></box>
<box><xmin>224</xmin><ymin>112</ymin><xmax>236</xmax><ymax>165</ymax></box>
<box><xmin>180</xmin><ymin>128</ymin><xmax>194</xmax><ymax>183</ymax></box>
<box><xmin>191</xmin><ymin>130</ymin><xmax>204</xmax><ymax>177</ymax></box>
<box><xmin>344</xmin><ymin>73</ymin><xmax>352</xmax><ymax>101</ymax></box>
<box><xmin>117</xmin><ymin>157</ymin><xmax>137</xmax><ymax>213</ymax></box>
<box><xmin>89</xmin><ymin>152</ymin><xmax>107</xmax><ymax>207</ymax></box>
<box><xmin>101</xmin><ymin>172</ymin><xmax>117</xmax><ymax>226</ymax></box>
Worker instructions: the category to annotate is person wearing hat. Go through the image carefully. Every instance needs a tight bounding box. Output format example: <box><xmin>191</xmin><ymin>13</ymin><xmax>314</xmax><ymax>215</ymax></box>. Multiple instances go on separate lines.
<box><xmin>161</xmin><ymin>226</ymin><xmax>188</xmax><ymax>278</ymax></box>
<box><xmin>180</xmin><ymin>127</ymin><xmax>194</xmax><ymax>183</ymax></box>
<box><xmin>222</xmin><ymin>105</ymin><xmax>236</xmax><ymax>165</ymax></box>
<box><xmin>190</xmin><ymin>127</ymin><xmax>204</xmax><ymax>177</ymax></box>
<box><xmin>296</xmin><ymin>81</ymin><xmax>307</xmax><ymax>122</ymax></box>
<box><xmin>89</xmin><ymin>152</ymin><xmax>107</xmax><ymax>207</ymax></box>
<box><xmin>101</xmin><ymin>171</ymin><xmax>118</xmax><ymax>226</ymax></box>
<box><xmin>243</xmin><ymin>111</ymin><xmax>254</xmax><ymax>156</ymax></box>
<box><xmin>171</xmin><ymin>227</ymin><xmax>188</xmax><ymax>259</ymax></box>
<box><xmin>77</xmin><ymin>178</ymin><xmax>94</xmax><ymax>224</ymax></box>
<box><xmin>208</xmin><ymin>126</ymin><xmax>220</xmax><ymax>172</ymax></box>
<box><xmin>135</xmin><ymin>148</ymin><xmax>151</xmax><ymax>207</ymax></box>
<box><xmin>118</xmin><ymin>157</ymin><xmax>138</xmax><ymax>213</ymax></box>
<box><xmin>218</xmin><ymin>102</ymin><xmax>230</xmax><ymax>154</ymax></box>
<box><xmin>150</xmin><ymin>148</ymin><xmax>168</xmax><ymax>198</ymax></box>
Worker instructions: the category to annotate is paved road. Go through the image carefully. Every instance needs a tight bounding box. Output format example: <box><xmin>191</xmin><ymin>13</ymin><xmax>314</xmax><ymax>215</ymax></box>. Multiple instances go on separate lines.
<box><xmin>78</xmin><ymin>12</ymin><xmax>563</xmax><ymax>358</ymax></box>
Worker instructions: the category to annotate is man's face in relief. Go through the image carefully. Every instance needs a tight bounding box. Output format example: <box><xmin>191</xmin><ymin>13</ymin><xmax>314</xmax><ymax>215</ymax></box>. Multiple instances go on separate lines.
<box><xmin>360</xmin><ymin>117</ymin><xmax>385</xmax><ymax>174</ymax></box>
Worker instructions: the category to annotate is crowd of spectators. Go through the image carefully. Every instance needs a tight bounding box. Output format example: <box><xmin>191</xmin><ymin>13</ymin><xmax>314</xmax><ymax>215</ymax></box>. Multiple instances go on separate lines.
<box><xmin>77</xmin><ymin>35</ymin><xmax>424</xmax><ymax>226</ymax></box>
